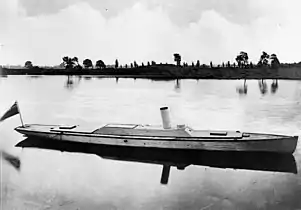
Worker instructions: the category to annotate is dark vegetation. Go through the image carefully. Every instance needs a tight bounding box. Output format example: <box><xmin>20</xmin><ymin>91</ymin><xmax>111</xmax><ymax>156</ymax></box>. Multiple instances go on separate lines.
<box><xmin>1</xmin><ymin>51</ymin><xmax>301</xmax><ymax>79</ymax></box>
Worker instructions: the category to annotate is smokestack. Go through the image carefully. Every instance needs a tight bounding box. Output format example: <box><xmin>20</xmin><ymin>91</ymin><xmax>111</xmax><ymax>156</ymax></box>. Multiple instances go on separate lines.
<box><xmin>160</xmin><ymin>107</ymin><xmax>171</xmax><ymax>129</ymax></box>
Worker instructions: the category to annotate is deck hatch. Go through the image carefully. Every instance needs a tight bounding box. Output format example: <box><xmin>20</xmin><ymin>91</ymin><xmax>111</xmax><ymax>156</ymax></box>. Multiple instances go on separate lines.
<box><xmin>58</xmin><ymin>125</ymin><xmax>77</xmax><ymax>129</ymax></box>
<box><xmin>210</xmin><ymin>131</ymin><xmax>228</xmax><ymax>136</ymax></box>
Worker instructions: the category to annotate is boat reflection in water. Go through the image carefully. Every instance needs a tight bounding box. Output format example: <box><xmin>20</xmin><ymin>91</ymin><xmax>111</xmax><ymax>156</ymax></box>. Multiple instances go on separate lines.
<box><xmin>16</xmin><ymin>137</ymin><xmax>297</xmax><ymax>185</ymax></box>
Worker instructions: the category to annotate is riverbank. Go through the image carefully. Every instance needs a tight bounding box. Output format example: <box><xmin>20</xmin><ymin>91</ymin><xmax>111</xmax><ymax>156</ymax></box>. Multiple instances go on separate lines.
<box><xmin>2</xmin><ymin>64</ymin><xmax>301</xmax><ymax>80</ymax></box>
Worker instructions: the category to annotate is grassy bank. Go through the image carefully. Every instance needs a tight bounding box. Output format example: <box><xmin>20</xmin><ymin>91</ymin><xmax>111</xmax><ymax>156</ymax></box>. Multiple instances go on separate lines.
<box><xmin>2</xmin><ymin>64</ymin><xmax>301</xmax><ymax>80</ymax></box>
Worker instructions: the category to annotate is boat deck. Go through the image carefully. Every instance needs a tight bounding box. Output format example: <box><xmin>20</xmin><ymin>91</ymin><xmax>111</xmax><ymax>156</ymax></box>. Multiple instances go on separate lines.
<box><xmin>23</xmin><ymin>123</ymin><xmax>292</xmax><ymax>141</ymax></box>
<box><xmin>92</xmin><ymin>126</ymin><xmax>244</xmax><ymax>139</ymax></box>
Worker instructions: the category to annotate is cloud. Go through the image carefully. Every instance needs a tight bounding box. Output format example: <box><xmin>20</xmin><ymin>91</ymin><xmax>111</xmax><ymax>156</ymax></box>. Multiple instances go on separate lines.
<box><xmin>0</xmin><ymin>0</ymin><xmax>301</xmax><ymax>66</ymax></box>
<box><xmin>17</xmin><ymin>0</ymin><xmax>261</xmax><ymax>25</ymax></box>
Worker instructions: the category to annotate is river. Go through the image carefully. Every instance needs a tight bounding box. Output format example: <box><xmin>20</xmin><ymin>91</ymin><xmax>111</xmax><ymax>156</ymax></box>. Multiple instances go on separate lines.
<box><xmin>1</xmin><ymin>75</ymin><xmax>301</xmax><ymax>209</ymax></box>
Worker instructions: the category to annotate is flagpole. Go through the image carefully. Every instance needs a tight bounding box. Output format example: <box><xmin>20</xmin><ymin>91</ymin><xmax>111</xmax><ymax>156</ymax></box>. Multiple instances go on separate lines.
<box><xmin>16</xmin><ymin>101</ymin><xmax>24</xmax><ymax>127</ymax></box>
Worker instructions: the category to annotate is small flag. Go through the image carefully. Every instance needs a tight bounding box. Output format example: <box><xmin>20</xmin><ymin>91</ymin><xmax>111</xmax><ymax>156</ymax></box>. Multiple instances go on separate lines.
<box><xmin>0</xmin><ymin>101</ymin><xmax>19</xmax><ymax>122</ymax></box>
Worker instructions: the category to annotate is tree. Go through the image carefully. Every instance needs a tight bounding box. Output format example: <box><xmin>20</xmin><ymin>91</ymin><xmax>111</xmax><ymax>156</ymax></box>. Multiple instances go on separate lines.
<box><xmin>141</xmin><ymin>62</ymin><xmax>144</xmax><ymax>67</ymax></box>
<box><xmin>72</xmin><ymin>57</ymin><xmax>82</xmax><ymax>70</ymax></box>
<box><xmin>173</xmin><ymin>53</ymin><xmax>181</xmax><ymax>66</ymax></box>
<box><xmin>250</xmin><ymin>62</ymin><xmax>253</xmax><ymax>68</ymax></box>
<box><xmin>270</xmin><ymin>54</ymin><xmax>280</xmax><ymax>69</ymax></box>
<box><xmin>62</xmin><ymin>56</ymin><xmax>82</xmax><ymax>69</ymax></box>
<box><xmin>83</xmin><ymin>59</ymin><xmax>93</xmax><ymax>69</ymax></box>
<box><xmin>95</xmin><ymin>60</ymin><xmax>106</xmax><ymax>69</ymax></box>
<box><xmin>196</xmin><ymin>60</ymin><xmax>200</xmax><ymax>67</ymax></box>
<box><xmin>62</xmin><ymin>56</ymin><xmax>75</xmax><ymax>69</ymax></box>
<box><xmin>134</xmin><ymin>61</ymin><xmax>138</xmax><ymax>68</ymax></box>
<box><xmin>236</xmin><ymin>55</ymin><xmax>242</xmax><ymax>68</ymax></box>
<box><xmin>257</xmin><ymin>51</ymin><xmax>270</xmax><ymax>67</ymax></box>
<box><xmin>72</xmin><ymin>57</ymin><xmax>80</xmax><ymax>66</ymax></box>
<box><xmin>130</xmin><ymin>63</ymin><xmax>133</xmax><ymax>68</ymax></box>
<box><xmin>147</xmin><ymin>61</ymin><xmax>150</xmax><ymax>66</ymax></box>
<box><xmin>242</xmin><ymin>52</ymin><xmax>249</xmax><ymax>66</ymax></box>
<box><xmin>236</xmin><ymin>51</ymin><xmax>249</xmax><ymax>68</ymax></box>
<box><xmin>151</xmin><ymin>61</ymin><xmax>156</xmax><ymax>65</ymax></box>
<box><xmin>115</xmin><ymin>59</ymin><xmax>119</xmax><ymax>68</ymax></box>
<box><xmin>24</xmin><ymin>61</ymin><xmax>33</xmax><ymax>68</ymax></box>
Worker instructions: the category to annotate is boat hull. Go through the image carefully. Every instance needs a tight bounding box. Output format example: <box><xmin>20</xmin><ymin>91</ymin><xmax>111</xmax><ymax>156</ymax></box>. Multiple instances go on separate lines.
<box><xmin>15</xmin><ymin>124</ymin><xmax>299</xmax><ymax>154</ymax></box>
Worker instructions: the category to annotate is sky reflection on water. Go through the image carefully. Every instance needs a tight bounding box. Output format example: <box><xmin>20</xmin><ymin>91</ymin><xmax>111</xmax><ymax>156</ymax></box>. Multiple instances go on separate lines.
<box><xmin>1</xmin><ymin>76</ymin><xmax>301</xmax><ymax>209</ymax></box>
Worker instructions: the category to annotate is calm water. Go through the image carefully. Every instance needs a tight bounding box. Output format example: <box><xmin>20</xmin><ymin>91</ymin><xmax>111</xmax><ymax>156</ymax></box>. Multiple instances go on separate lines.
<box><xmin>1</xmin><ymin>76</ymin><xmax>301</xmax><ymax>209</ymax></box>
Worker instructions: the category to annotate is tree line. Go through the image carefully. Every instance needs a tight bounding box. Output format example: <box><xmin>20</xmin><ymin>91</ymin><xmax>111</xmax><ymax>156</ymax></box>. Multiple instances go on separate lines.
<box><xmin>59</xmin><ymin>57</ymin><xmax>160</xmax><ymax>70</ymax></box>
<box><xmin>173</xmin><ymin>51</ymin><xmax>280</xmax><ymax>69</ymax></box>
<box><xmin>23</xmin><ymin>51</ymin><xmax>281</xmax><ymax>70</ymax></box>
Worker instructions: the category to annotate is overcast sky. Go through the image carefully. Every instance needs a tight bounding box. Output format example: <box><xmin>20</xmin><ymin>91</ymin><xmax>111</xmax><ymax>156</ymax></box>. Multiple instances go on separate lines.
<box><xmin>0</xmin><ymin>0</ymin><xmax>300</xmax><ymax>66</ymax></box>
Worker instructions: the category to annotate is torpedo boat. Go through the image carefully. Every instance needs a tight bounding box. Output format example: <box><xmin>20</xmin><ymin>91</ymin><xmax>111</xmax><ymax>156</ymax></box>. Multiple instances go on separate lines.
<box><xmin>14</xmin><ymin>107</ymin><xmax>298</xmax><ymax>154</ymax></box>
